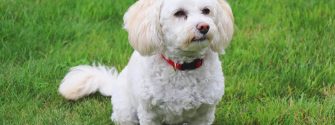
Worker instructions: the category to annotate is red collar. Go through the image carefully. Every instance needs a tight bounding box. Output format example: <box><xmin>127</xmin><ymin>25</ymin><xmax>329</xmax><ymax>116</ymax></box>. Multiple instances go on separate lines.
<box><xmin>161</xmin><ymin>55</ymin><xmax>203</xmax><ymax>71</ymax></box>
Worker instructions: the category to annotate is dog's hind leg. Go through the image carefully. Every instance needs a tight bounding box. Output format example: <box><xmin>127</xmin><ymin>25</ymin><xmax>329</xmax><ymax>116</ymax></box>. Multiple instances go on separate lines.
<box><xmin>111</xmin><ymin>67</ymin><xmax>139</xmax><ymax>125</ymax></box>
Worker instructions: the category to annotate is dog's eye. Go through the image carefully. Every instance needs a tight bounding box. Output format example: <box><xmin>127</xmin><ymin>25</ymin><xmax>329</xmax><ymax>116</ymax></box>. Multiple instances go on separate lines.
<box><xmin>202</xmin><ymin>8</ymin><xmax>210</xmax><ymax>15</ymax></box>
<box><xmin>174</xmin><ymin>10</ymin><xmax>187</xmax><ymax>18</ymax></box>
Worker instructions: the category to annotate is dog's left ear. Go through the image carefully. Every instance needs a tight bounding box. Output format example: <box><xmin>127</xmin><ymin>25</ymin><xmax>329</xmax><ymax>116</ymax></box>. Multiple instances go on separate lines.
<box><xmin>123</xmin><ymin>0</ymin><xmax>163</xmax><ymax>56</ymax></box>
<box><xmin>211</xmin><ymin>0</ymin><xmax>234</xmax><ymax>54</ymax></box>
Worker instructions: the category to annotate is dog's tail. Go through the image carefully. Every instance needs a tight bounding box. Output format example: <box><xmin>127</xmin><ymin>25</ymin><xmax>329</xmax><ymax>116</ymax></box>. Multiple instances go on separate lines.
<box><xmin>58</xmin><ymin>65</ymin><xmax>118</xmax><ymax>100</ymax></box>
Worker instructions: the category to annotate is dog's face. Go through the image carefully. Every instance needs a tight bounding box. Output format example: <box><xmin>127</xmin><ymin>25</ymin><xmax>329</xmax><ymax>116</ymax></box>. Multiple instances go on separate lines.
<box><xmin>124</xmin><ymin>0</ymin><xmax>234</xmax><ymax>56</ymax></box>
<box><xmin>160</xmin><ymin>0</ymin><xmax>216</xmax><ymax>53</ymax></box>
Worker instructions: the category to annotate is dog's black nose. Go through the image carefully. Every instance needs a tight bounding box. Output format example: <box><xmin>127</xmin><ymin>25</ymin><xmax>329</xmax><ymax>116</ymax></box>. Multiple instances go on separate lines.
<box><xmin>196</xmin><ymin>23</ymin><xmax>210</xmax><ymax>35</ymax></box>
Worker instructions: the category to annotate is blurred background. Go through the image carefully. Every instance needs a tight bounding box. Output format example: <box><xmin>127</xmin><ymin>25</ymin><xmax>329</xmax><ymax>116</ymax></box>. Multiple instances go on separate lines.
<box><xmin>1</xmin><ymin>0</ymin><xmax>334</xmax><ymax>124</ymax></box>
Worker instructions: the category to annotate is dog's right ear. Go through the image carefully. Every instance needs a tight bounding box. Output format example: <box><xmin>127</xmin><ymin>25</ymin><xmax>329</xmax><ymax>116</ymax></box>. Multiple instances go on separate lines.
<box><xmin>123</xmin><ymin>0</ymin><xmax>163</xmax><ymax>56</ymax></box>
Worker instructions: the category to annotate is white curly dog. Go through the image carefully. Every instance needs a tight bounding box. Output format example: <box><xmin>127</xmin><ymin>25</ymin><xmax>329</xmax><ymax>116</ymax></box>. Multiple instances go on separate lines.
<box><xmin>59</xmin><ymin>0</ymin><xmax>234</xmax><ymax>124</ymax></box>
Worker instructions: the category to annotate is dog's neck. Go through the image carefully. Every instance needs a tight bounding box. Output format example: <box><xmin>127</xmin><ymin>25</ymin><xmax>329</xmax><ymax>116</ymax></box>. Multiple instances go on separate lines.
<box><xmin>161</xmin><ymin>48</ymin><xmax>209</xmax><ymax>64</ymax></box>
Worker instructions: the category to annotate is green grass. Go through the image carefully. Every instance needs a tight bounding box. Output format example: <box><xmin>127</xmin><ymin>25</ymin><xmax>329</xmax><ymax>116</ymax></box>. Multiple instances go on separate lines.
<box><xmin>1</xmin><ymin>0</ymin><xmax>334</xmax><ymax>124</ymax></box>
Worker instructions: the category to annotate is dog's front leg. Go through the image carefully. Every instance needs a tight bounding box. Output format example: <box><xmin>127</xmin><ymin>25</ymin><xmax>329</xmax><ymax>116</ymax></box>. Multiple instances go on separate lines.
<box><xmin>137</xmin><ymin>105</ymin><xmax>161</xmax><ymax>125</ymax></box>
<box><xmin>188</xmin><ymin>105</ymin><xmax>216</xmax><ymax>125</ymax></box>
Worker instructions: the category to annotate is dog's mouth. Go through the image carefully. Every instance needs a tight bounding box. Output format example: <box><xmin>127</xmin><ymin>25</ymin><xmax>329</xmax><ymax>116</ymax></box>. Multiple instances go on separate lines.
<box><xmin>192</xmin><ymin>36</ymin><xmax>207</xmax><ymax>42</ymax></box>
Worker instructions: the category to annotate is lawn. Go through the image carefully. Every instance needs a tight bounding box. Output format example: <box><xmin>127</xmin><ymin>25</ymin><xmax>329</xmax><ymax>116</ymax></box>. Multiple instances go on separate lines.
<box><xmin>1</xmin><ymin>0</ymin><xmax>334</xmax><ymax>124</ymax></box>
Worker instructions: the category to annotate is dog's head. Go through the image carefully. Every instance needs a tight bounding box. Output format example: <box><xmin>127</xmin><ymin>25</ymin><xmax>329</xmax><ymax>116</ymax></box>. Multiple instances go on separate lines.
<box><xmin>124</xmin><ymin>0</ymin><xmax>234</xmax><ymax>56</ymax></box>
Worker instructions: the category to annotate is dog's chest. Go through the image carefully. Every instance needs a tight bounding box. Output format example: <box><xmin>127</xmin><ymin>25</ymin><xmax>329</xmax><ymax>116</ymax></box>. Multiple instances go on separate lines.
<box><xmin>142</xmin><ymin>69</ymin><xmax>223</xmax><ymax>122</ymax></box>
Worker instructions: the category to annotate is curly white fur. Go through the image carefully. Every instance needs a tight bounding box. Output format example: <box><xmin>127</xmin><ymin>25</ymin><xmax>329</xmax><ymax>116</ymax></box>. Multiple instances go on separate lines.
<box><xmin>59</xmin><ymin>0</ymin><xmax>234</xmax><ymax>124</ymax></box>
